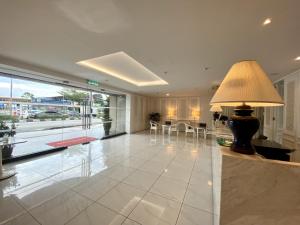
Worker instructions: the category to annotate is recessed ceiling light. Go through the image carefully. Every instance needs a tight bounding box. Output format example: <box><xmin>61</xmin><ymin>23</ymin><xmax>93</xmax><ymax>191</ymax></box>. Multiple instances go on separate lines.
<box><xmin>77</xmin><ymin>52</ymin><xmax>168</xmax><ymax>87</ymax></box>
<box><xmin>166</xmin><ymin>93</ymin><xmax>170</xmax><ymax>96</ymax></box>
<box><xmin>262</xmin><ymin>18</ymin><xmax>272</xmax><ymax>26</ymax></box>
<box><xmin>295</xmin><ymin>56</ymin><xmax>300</xmax><ymax>61</ymax></box>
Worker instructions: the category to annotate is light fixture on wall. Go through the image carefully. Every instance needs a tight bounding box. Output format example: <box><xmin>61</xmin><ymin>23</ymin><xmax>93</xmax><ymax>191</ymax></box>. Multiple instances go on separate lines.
<box><xmin>210</xmin><ymin>60</ymin><xmax>284</xmax><ymax>154</ymax></box>
<box><xmin>191</xmin><ymin>109</ymin><xmax>200</xmax><ymax>122</ymax></box>
<box><xmin>167</xmin><ymin>108</ymin><xmax>176</xmax><ymax>120</ymax></box>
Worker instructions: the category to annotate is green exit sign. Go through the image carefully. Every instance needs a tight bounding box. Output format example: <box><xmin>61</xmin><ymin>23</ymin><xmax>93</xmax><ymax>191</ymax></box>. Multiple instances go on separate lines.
<box><xmin>87</xmin><ymin>80</ymin><xmax>99</xmax><ymax>87</ymax></box>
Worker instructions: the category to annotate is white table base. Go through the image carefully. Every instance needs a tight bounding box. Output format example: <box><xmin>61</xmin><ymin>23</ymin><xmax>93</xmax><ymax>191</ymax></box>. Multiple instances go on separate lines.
<box><xmin>196</xmin><ymin>127</ymin><xmax>206</xmax><ymax>139</ymax></box>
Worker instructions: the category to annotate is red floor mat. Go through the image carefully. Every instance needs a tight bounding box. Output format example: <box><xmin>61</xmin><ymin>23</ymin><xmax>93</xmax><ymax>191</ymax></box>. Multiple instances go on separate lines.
<box><xmin>47</xmin><ymin>137</ymin><xmax>97</xmax><ymax>148</ymax></box>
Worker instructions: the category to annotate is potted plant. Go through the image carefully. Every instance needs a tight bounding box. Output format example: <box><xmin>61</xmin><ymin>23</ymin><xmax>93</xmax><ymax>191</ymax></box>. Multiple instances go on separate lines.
<box><xmin>149</xmin><ymin>112</ymin><xmax>161</xmax><ymax>122</ymax></box>
<box><xmin>103</xmin><ymin>108</ymin><xmax>112</xmax><ymax>136</ymax></box>
<box><xmin>0</xmin><ymin>121</ymin><xmax>16</xmax><ymax>158</ymax></box>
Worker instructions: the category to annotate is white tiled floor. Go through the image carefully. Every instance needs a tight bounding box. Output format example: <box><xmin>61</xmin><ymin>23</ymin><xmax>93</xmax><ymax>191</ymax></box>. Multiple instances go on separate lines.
<box><xmin>0</xmin><ymin>132</ymin><xmax>215</xmax><ymax>225</ymax></box>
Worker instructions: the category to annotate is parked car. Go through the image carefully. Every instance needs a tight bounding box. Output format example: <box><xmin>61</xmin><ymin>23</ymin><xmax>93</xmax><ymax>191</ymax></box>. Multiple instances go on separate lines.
<box><xmin>28</xmin><ymin>109</ymin><xmax>42</xmax><ymax>118</ymax></box>
<box><xmin>67</xmin><ymin>111</ymin><xmax>81</xmax><ymax>117</ymax></box>
<box><xmin>33</xmin><ymin>111</ymin><xmax>65</xmax><ymax>119</ymax></box>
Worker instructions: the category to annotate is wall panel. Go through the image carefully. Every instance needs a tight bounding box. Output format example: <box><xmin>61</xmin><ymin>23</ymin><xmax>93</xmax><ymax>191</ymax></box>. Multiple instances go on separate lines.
<box><xmin>148</xmin><ymin>96</ymin><xmax>211</xmax><ymax>125</ymax></box>
<box><xmin>268</xmin><ymin>69</ymin><xmax>300</xmax><ymax>162</ymax></box>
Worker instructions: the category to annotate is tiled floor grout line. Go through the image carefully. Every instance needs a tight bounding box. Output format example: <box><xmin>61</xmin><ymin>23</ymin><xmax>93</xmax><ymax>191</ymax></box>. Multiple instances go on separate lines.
<box><xmin>62</xmin><ymin>182</ymin><xmax>120</xmax><ymax>225</ymax></box>
<box><xmin>96</xmin><ymin>154</ymin><xmax>160</xmax><ymax>225</ymax></box>
<box><xmin>11</xmin><ymin>196</ymin><xmax>43</xmax><ymax>225</ymax></box>
<box><xmin>122</xmin><ymin>154</ymin><xmax>177</xmax><ymax>223</ymax></box>
<box><xmin>1</xmin><ymin>134</ymin><xmax>211</xmax><ymax>225</ymax></box>
<box><xmin>121</xmin><ymin>218</ymin><xmax>143</xmax><ymax>225</ymax></box>
<box><xmin>183</xmin><ymin>147</ymin><xmax>216</xmax><ymax>216</ymax></box>
<box><xmin>63</xmin><ymin>170</ymin><xmax>134</xmax><ymax>224</ymax></box>
<box><xmin>29</xmin><ymin>152</ymin><xmax>105</xmax><ymax>181</ymax></box>
<box><xmin>1</xmin><ymin>140</ymin><xmax>115</xmax><ymax>224</ymax></box>
<box><xmin>4</xmin><ymin>159</ymin><xmax>96</xmax><ymax>225</ymax></box>
<box><xmin>174</xmin><ymin>157</ymin><xmax>197</xmax><ymax>225</ymax></box>
<box><xmin>62</xmin><ymin>153</ymin><xmax>157</xmax><ymax>225</ymax></box>
<box><xmin>20</xmin><ymin>155</ymin><xmax>129</xmax><ymax>225</ymax></box>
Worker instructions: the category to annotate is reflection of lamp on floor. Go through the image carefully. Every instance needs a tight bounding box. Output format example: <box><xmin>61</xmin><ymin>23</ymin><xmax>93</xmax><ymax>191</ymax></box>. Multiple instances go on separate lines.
<box><xmin>210</xmin><ymin>60</ymin><xmax>284</xmax><ymax>154</ymax></box>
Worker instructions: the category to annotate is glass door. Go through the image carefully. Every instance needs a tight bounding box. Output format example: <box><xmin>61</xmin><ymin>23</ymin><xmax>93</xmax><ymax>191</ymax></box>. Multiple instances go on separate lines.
<box><xmin>0</xmin><ymin>73</ymin><xmax>127</xmax><ymax>161</ymax></box>
<box><xmin>9</xmin><ymin>77</ymin><xmax>65</xmax><ymax>157</ymax></box>
<box><xmin>60</xmin><ymin>87</ymin><xmax>90</xmax><ymax>143</ymax></box>
<box><xmin>87</xmin><ymin>93</ymin><xmax>126</xmax><ymax>139</ymax></box>
<box><xmin>87</xmin><ymin>92</ymin><xmax>108</xmax><ymax>139</ymax></box>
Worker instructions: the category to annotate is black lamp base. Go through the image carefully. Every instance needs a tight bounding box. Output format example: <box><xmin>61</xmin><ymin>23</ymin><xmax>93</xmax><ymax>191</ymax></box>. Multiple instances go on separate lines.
<box><xmin>228</xmin><ymin>105</ymin><xmax>260</xmax><ymax>155</ymax></box>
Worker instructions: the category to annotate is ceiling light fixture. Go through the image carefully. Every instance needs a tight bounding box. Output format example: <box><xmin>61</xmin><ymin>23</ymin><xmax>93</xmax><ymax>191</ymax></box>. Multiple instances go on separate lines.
<box><xmin>166</xmin><ymin>93</ymin><xmax>170</xmax><ymax>96</ymax></box>
<box><xmin>295</xmin><ymin>56</ymin><xmax>300</xmax><ymax>61</ymax></box>
<box><xmin>262</xmin><ymin>18</ymin><xmax>272</xmax><ymax>26</ymax></box>
<box><xmin>77</xmin><ymin>52</ymin><xmax>168</xmax><ymax>87</ymax></box>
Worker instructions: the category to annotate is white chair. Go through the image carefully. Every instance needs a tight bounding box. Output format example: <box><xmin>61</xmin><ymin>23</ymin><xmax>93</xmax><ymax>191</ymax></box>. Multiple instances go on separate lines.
<box><xmin>169</xmin><ymin>123</ymin><xmax>179</xmax><ymax>136</ymax></box>
<box><xmin>150</xmin><ymin>121</ymin><xmax>159</xmax><ymax>135</ymax></box>
<box><xmin>184</xmin><ymin>123</ymin><xmax>195</xmax><ymax>137</ymax></box>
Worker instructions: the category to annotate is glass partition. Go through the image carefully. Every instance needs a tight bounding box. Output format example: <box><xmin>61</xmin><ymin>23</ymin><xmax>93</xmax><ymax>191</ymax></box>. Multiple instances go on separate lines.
<box><xmin>0</xmin><ymin>73</ymin><xmax>126</xmax><ymax>160</ymax></box>
<box><xmin>0</xmin><ymin>76</ymin><xmax>12</xmax><ymax>122</ymax></box>
<box><xmin>10</xmin><ymin>78</ymin><xmax>66</xmax><ymax>156</ymax></box>
<box><xmin>60</xmin><ymin>87</ymin><xmax>89</xmax><ymax>142</ymax></box>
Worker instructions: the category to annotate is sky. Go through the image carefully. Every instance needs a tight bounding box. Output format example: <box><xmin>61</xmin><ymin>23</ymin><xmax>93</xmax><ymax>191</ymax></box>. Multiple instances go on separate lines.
<box><xmin>0</xmin><ymin>77</ymin><xmax>65</xmax><ymax>98</ymax></box>
<box><xmin>0</xmin><ymin>76</ymin><xmax>109</xmax><ymax>100</ymax></box>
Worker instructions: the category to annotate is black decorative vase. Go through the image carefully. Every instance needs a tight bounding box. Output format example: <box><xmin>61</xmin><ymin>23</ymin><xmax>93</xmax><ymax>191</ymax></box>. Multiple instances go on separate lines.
<box><xmin>103</xmin><ymin>121</ymin><xmax>112</xmax><ymax>136</ymax></box>
<box><xmin>228</xmin><ymin>105</ymin><xmax>260</xmax><ymax>155</ymax></box>
<box><xmin>2</xmin><ymin>145</ymin><xmax>14</xmax><ymax>159</ymax></box>
<box><xmin>213</xmin><ymin>112</ymin><xmax>220</xmax><ymax>121</ymax></box>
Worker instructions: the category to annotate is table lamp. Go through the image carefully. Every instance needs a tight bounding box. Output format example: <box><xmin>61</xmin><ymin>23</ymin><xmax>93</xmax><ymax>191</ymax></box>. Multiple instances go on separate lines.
<box><xmin>210</xmin><ymin>105</ymin><xmax>223</xmax><ymax>112</ymax></box>
<box><xmin>210</xmin><ymin>60</ymin><xmax>284</xmax><ymax>154</ymax></box>
<box><xmin>210</xmin><ymin>105</ymin><xmax>223</xmax><ymax>121</ymax></box>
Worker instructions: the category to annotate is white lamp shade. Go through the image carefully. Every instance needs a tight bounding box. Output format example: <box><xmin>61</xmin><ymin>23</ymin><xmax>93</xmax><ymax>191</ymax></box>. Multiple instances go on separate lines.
<box><xmin>210</xmin><ymin>60</ymin><xmax>284</xmax><ymax>107</ymax></box>
<box><xmin>210</xmin><ymin>105</ymin><xmax>223</xmax><ymax>112</ymax></box>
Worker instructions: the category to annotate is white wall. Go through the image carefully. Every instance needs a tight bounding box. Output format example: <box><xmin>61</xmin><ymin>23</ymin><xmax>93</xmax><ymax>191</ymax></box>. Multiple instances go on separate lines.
<box><xmin>200</xmin><ymin>94</ymin><xmax>214</xmax><ymax>128</ymax></box>
<box><xmin>264</xmin><ymin>68</ymin><xmax>300</xmax><ymax>162</ymax></box>
<box><xmin>282</xmin><ymin>69</ymin><xmax>300</xmax><ymax>161</ymax></box>
<box><xmin>126</xmin><ymin>93</ymin><xmax>214</xmax><ymax>134</ymax></box>
<box><xmin>126</xmin><ymin>94</ymin><xmax>151</xmax><ymax>133</ymax></box>
<box><xmin>148</xmin><ymin>94</ymin><xmax>214</xmax><ymax>128</ymax></box>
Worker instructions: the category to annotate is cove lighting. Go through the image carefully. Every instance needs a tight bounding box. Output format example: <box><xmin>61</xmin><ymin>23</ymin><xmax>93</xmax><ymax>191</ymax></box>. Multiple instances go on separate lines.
<box><xmin>77</xmin><ymin>52</ymin><xmax>168</xmax><ymax>87</ymax></box>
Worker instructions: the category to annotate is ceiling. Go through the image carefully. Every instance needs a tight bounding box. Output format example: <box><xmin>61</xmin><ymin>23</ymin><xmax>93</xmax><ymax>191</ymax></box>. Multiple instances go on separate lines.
<box><xmin>0</xmin><ymin>0</ymin><xmax>299</xmax><ymax>96</ymax></box>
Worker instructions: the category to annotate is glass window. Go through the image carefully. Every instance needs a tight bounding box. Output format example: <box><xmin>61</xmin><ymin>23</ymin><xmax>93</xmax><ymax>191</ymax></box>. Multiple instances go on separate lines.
<box><xmin>0</xmin><ymin>76</ymin><xmax>12</xmax><ymax>121</ymax></box>
<box><xmin>0</xmin><ymin>74</ymin><xmax>126</xmax><ymax>160</ymax></box>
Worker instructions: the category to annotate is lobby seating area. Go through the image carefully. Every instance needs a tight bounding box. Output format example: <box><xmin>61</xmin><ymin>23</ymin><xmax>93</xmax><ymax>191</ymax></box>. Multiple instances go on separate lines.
<box><xmin>150</xmin><ymin>120</ymin><xmax>228</xmax><ymax>140</ymax></box>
